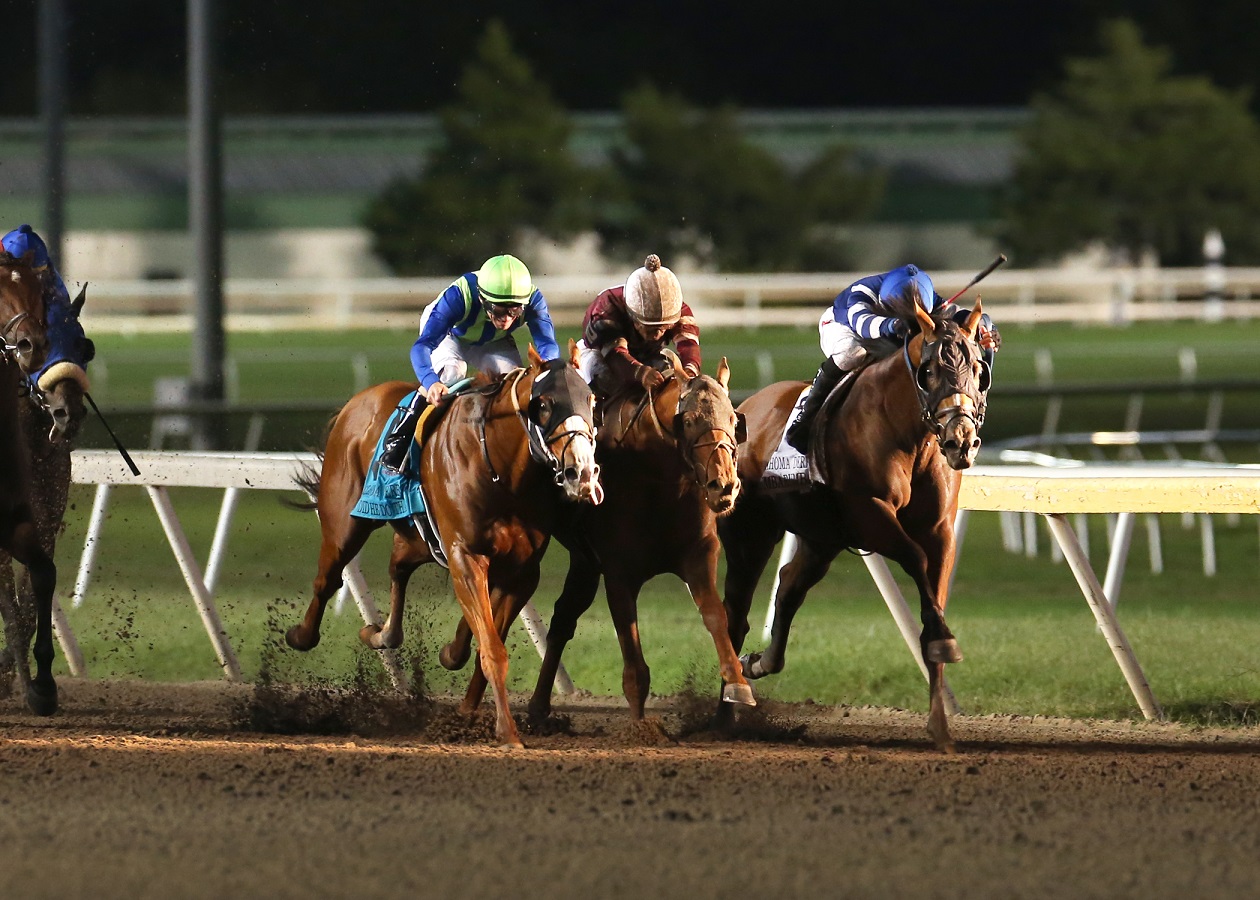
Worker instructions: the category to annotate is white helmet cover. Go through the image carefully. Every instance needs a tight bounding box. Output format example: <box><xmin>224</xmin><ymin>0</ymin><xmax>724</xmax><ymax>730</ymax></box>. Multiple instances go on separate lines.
<box><xmin>624</xmin><ymin>254</ymin><xmax>682</xmax><ymax>326</ymax></box>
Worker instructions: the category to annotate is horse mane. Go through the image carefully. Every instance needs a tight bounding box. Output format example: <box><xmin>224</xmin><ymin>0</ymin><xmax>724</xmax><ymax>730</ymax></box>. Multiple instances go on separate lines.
<box><xmin>857</xmin><ymin>284</ymin><xmax>953</xmax><ymax>363</ymax></box>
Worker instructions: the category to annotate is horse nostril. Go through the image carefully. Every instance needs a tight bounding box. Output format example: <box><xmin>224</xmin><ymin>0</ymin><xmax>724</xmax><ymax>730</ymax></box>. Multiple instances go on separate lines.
<box><xmin>53</xmin><ymin>408</ymin><xmax>68</xmax><ymax>423</ymax></box>
<box><xmin>564</xmin><ymin>466</ymin><xmax>579</xmax><ymax>482</ymax></box>
<box><xmin>16</xmin><ymin>339</ymin><xmax>32</xmax><ymax>357</ymax></box>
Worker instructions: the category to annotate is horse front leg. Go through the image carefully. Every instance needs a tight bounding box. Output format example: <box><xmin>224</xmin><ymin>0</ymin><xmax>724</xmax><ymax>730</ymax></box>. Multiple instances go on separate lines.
<box><xmin>603</xmin><ymin>578</ymin><xmax>652</xmax><ymax>722</ymax></box>
<box><xmin>0</xmin><ymin>555</ymin><xmax>27</xmax><ymax>697</ymax></box>
<box><xmin>7</xmin><ymin>522</ymin><xmax>57</xmax><ymax>715</ymax></box>
<box><xmin>743</xmin><ymin>536</ymin><xmax>835</xmax><ymax>680</ymax></box>
<box><xmin>857</xmin><ymin>496</ymin><xmax>959</xmax><ymax>752</ymax></box>
<box><xmin>448</xmin><ymin>545</ymin><xmax>523</xmax><ymax>748</ymax></box>
<box><xmin>529</xmin><ymin>550</ymin><xmax>600</xmax><ymax>724</ymax></box>
<box><xmin>680</xmin><ymin>537</ymin><xmax>754</xmax><ymax>707</ymax></box>
<box><xmin>287</xmin><ymin>514</ymin><xmax>377</xmax><ymax>652</ymax></box>
<box><xmin>459</xmin><ymin>567</ymin><xmax>538</xmax><ymax>715</ymax></box>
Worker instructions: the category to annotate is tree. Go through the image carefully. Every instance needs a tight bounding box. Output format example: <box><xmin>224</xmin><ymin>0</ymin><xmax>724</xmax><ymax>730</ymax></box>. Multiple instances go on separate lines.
<box><xmin>998</xmin><ymin>19</ymin><xmax>1260</xmax><ymax>266</ymax></box>
<box><xmin>364</xmin><ymin>20</ymin><xmax>595</xmax><ymax>274</ymax></box>
<box><xmin>599</xmin><ymin>86</ymin><xmax>883</xmax><ymax>271</ymax></box>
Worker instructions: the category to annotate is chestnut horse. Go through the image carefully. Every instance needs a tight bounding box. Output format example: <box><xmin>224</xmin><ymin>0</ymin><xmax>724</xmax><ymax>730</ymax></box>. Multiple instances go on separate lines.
<box><xmin>0</xmin><ymin>286</ymin><xmax>93</xmax><ymax>701</ymax></box>
<box><xmin>440</xmin><ymin>352</ymin><xmax>756</xmax><ymax>728</ymax></box>
<box><xmin>0</xmin><ymin>250</ymin><xmax>56</xmax><ymax>714</ymax></box>
<box><xmin>286</xmin><ymin>342</ymin><xmax>602</xmax><ymax>748</ymax></box>
<box><xmin>719</xmin><ymin>301</ymin><xmax>991</xmax><ymax>752</ymax></box>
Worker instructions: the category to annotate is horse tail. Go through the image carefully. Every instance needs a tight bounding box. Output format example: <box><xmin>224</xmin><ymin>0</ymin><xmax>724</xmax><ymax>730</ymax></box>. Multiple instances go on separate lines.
<box><xmin>284</xmin><ymin>452</ymin><xmax>324</xmax><ymax>510</ymax></box>
<box><xmin>283</xmin><ymin>405</ymin><xmax>341</xmax><ymax>510</ymax></box>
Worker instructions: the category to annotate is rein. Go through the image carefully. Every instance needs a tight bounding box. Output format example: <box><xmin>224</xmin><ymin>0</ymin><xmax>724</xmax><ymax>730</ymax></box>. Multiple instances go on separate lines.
<box><xmin>478</xmin><ymin>367</ymin><xmax>596</xmax><ymax>487</ymax></box>
<box><xmin>611</xmin><ymin>375</ymin><xmax>739</xmax><ymax>486</ymax></box>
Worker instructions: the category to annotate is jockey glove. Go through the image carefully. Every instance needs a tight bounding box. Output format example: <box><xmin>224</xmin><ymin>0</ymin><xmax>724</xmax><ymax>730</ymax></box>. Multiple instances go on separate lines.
<box><xmin>634</xmin><ymin>364</ymin><xmax>666</xmax><ymax>390</ymax></box>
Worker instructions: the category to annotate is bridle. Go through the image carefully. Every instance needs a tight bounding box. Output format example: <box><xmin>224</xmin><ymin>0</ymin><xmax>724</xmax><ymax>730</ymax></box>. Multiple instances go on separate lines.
<box><xmin>903</xmin><ymin>328</ymin><xmax>991</xmax><ymax>441</ymax></box>
<box><xmin>0</xmin><ymin>311</ymin><xmax>33</xmax><ymax>367</ymax></box>
<box><xmin>478</xmin><ymin>365</ymin><xmax>599</xmax><ymax>488</ymax></box>
<box><xmin>618</xmin><ymin>374</ymin><xmax>740</xmax><ymax>487</ymax></box>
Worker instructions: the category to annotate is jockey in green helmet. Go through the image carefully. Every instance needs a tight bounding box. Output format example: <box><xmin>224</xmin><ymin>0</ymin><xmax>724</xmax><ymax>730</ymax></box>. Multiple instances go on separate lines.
<box><xmin>379</xmin><ymin>253</ymin><xmax>560</xmax><ymax>474</ymax></box>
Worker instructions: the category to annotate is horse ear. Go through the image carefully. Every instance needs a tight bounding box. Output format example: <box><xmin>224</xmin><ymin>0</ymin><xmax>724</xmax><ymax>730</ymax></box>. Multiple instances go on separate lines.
<box><xmin>527</xmin><ymin>343</ymin><xmax>544</xmax><ymax>369</ymax></box>
<box><xmin>568</xmin><ymin>338</ymin><xmax>580</xmax><ymax>369</ymax></box>
<box><xmin>72</xmin><ymin>284</ymin><xmax>87</xmax><ymax>315</ymax></box>
<box><xmin>734</xmin><ymin>411</ymin><xmax>748</xmax><ymax>444</ymax></box>
<box><xmin>660</xmin><ymin>347</ymin><xmax>687</xmax><ymax>380</ymax></box>
<box><xmin>961</xmin><ymin>297</ymin><xmax>984</xmax><ymax>340</ymax></box>
<box><xmin>716</xmin><ymin>356</ymin><xmax>731</xmax><ymax>393</ymax></box>
<box><xmin>915</xmin><ymin>304</ymin><xmax>935</xmax><ymax>339</ymax></box>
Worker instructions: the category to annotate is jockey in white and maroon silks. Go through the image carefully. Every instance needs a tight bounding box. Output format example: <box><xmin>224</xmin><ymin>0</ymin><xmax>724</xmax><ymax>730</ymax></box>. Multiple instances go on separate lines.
<box><xmin>786</xmin><ymin>263</ymin><xmax>998</xmax><ymax>454</ymax></box>
<box><xmin>577</xmin><ymin>254</ymin><xmax>700</xmax><ymax>397</ymax></box>
<box><xmin>379</xmin><ymin>253</ymin><xmax>561</xmax><ymax>474</ymax></box>
<box><xmin>0</xmin><ymin>224</ymin><xmax>94</xmax><ymax>396</ymax></box>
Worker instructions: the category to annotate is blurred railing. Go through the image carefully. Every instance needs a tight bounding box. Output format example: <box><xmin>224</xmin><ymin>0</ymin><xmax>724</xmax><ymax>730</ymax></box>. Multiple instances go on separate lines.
<box><xmin>78</xmin><ymin>267</ymin><xmax>1260</xmax><ymax>332</ymax></box>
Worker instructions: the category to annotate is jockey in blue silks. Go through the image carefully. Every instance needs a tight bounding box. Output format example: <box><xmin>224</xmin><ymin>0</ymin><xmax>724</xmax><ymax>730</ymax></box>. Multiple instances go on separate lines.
<box><xmin>379</xmin><ymin>253</ymin><xmax>561</xmax><ymax>474</ymax></box>
<box><xmin>0</xmin><ymin>224</ymin><xmax>94</xmax><ymax>396</ymax></box>
<box><xmin>786</xmin><ymin>263</ymin><xmax>998</xmax><ymax>454</ymax></box>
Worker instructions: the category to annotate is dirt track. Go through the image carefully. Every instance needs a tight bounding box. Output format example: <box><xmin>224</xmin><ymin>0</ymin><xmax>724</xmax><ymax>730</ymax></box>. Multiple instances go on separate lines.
<box><xmin>0</xmin><ymin>679</ymin><xmax>1258</xmax><ymax>900</ymax></box>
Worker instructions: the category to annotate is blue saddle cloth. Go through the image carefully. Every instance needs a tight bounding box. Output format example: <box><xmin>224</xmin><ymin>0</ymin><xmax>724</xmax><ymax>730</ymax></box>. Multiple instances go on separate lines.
<box><xmin>351</xmin><ymin>390</ymin><xmax>428</xmax><ymax>521</ymax></box>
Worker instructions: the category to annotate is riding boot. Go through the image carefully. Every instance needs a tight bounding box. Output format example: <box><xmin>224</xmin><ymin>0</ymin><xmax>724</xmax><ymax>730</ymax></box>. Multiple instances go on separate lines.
<box><xmin>786</xmin><ymin>358</ymin><xmax>844</xmax><ymax>454</ymax></box>
<box><xmin>379</xmin><ymin>390</ymin><xmax>427</xmax><ymax>475</ymax></box>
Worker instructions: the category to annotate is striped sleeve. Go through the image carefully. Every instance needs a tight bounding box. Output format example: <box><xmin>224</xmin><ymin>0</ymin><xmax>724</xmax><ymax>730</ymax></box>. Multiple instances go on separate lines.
<box><xmin>840</xmin><ymin>283</ymin><xmax>897</xmax><ymax>339</ymax></box>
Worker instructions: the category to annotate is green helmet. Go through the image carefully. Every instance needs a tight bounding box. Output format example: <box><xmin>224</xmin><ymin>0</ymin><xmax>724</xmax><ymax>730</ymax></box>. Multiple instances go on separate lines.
<box><xmin>476</xmin><ymin>254</ymin><xmax>534</xmax><ymax>307</ymax></box>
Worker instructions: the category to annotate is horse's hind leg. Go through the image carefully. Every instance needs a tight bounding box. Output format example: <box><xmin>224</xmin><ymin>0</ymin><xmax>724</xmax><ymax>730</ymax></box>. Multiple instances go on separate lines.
<box><xmin>604</xmin><ymin>578</ymin><xmax>652</xmax><ymax>721</ymax></box>
<box><xmin>744</xmin><ymin>536</ymin><xmax>835</xmax><ymax>679</ymax></box>
<box><xmin>360</xmin><ymin>531</ymin><xmax>427</xmax><ymax>651</ymax></box>
<box><xmin>287</xmin><ymin>516</ymin><xmax>378</xmax><ymax>652</ymax></box>
<box><xmin>528</xmin><ymin>550</ymin><xmax>600</xmax><ymax>723</ymax></box>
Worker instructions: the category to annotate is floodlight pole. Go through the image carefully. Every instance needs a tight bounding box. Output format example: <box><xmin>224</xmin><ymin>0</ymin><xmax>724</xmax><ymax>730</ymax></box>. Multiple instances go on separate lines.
<box><xmin>39</xmin><ymin>0</ymin><xmax>66</xmax><ymax>262</ymax></box>
<box><xmin>188</xmin><ymin>0</ymin><xmax>226</xmax><ymax>449</ymax></box>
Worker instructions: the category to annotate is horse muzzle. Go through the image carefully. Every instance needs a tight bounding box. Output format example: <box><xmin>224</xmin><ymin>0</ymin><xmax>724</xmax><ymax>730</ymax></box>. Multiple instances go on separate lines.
<box><xmin>937</xmin><ymin>404</ymin><xmax>982</xmax><ymax>470</ymax></box>
<box><xmin>554</xmin><ymin>417</ymin><xmax>604</xmax><ymax>505</ymax></box>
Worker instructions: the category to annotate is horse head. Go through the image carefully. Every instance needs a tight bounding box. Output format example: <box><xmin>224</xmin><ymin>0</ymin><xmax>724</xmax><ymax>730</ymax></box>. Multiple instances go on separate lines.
<box><xmin>0</xmin><ymin>251</ymin><xmax>49</xmax><ymax>378</ymax></box>
<box><xmin>525</xmin><ymin>341</ymin><xmax>603</xmax><ymax>505</ymax></box>
<box><xmin>912</xmin><ymin>299</ymin><xmax>990</xmax><ymax>470</ymax></box>
<box><xmin>663</xmin><ymin>350</ymin><xmax>743</xmax><ymax>515</ymax></box>
<box><xmin>34</xmin><ymin>284</ymin><xmax>93</xmax><ymax>443</ymax></box>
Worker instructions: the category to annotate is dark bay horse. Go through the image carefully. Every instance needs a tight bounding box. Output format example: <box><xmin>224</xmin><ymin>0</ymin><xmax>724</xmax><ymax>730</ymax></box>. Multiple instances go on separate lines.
<box><xmin>0</xmin><ymin>286</ymin><xmax>92</xmax><ymax>701</ymax></box>
<box><xmin>719</xmin><ymin>301</ymin><xmax>990</xmax><ymax>752</ymax></box>
<box><xmin>286</xmin><ymin>342</ymin><xmax>602</xmax><ymax>748</ymax></box>
<box><xmin>0</xmin><ymin>251</ymin><xmax>56</xmax><ymax>714</ymax></box>
<box><xmin>441</xmin><ymin>352</ymin><xmax>755</xmax><ymax>729</ymax></box>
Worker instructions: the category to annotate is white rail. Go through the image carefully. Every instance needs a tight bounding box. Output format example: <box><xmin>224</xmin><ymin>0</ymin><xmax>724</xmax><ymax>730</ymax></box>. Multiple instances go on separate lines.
<box><xmin>76</xmin><ymin>267</ymin><xmax>1260</xmax><ymax>332</ymax></box>
<box><xmin>62</xmin><ymin>451</ymin><xmax>1260</xmax><ymax>719</ymax></box>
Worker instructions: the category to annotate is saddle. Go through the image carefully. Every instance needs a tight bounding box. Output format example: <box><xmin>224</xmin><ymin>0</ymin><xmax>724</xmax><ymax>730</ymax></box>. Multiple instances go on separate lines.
<box><xmin>805</xmin><ymin>368</ymin><xmax>861</xmax><ymax>484</ymax></box>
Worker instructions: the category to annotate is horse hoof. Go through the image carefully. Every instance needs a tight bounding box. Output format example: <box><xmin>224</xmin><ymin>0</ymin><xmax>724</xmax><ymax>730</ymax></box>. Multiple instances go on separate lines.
<box><xmin>358</xmin><ymin>624</ymin><xmax>381</xmax><ymax>647</ymax></box>
<box><xmin>926</xmin><ymin>639</ymin><xmax>963</xmax><ymax>664</ymax></box>
<box><xmin>739</xmin><ymin>653</ymin><xmax>767</xmax><ymax>679</ymax></box>
<box><xmin>26</xmin><ymin>683</ymin><xmax>57</xmax><ymax>717</ymax></box>
<box><xmin>284</xmin><ymin>626</ymin><xmax>318</xmax><ymax>652</ymax></box>
<box><xmin>439</xmin><ymin>643</ymin><xmax>470</xmax><ymax>671</ymax></box>
<box><xmin>722</xmin><ymin>683</ymin><xmax>757</xmax><ymax>706</ymax></box>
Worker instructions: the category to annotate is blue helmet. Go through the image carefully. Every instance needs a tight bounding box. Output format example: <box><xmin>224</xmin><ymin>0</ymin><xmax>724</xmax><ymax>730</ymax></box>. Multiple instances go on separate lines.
<box><xmin>879</xmin><ymin>264</ymin><xmax>935</xmax><ymax>312</ymax></box>
<box><xmin>1</xmin><ymin>224</ymin><xmax>52</xmax><ymax>269</ymax></box>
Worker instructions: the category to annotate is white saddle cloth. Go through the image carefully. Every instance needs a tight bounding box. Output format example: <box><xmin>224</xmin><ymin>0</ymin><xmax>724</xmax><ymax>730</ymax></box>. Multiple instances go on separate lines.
<box><xmin>761</xmin><ymin>386</ymin><xmax>813</xmax><ymax>493</ymax></box>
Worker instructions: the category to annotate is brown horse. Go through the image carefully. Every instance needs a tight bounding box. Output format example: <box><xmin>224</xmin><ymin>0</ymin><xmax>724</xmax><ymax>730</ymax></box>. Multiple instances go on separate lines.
<box><xmin>719</xmin><ymin>301</ymin><xmax>990</xmax><ymax>752</ymax></box>
<box><xmin>0</xmin><ymin>250</ymin><xmax>56</xmax><ymax>714</ymax></box>
<box><xmin>0</xmin><ymin>286</ymin><xmax>92</xmax><ymax>701</ymax></box>
<box><xmin>440</xmin><ymin>352</ymin><xmax>756</xmax><ymax>729</ymax></box>
<box><xmin>286</xmin><ymin>342</ymin><xmax>602</xmax><ymax>748</ymax></box>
